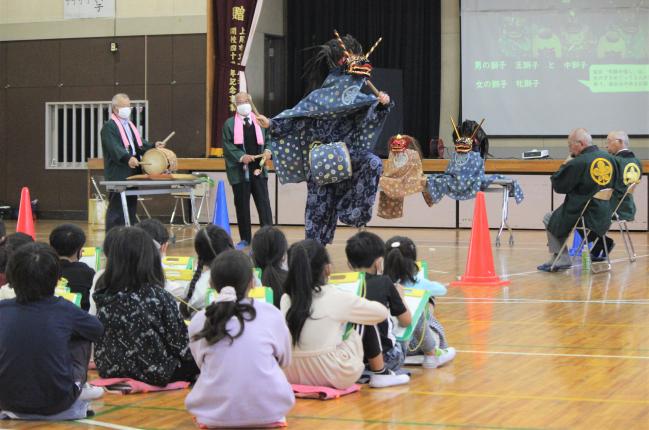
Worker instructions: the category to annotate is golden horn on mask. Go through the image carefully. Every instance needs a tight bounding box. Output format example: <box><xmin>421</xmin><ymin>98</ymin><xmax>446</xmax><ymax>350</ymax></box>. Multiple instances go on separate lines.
<box><xmin>333</xmin><ymin>30</ymin><xmax>351</xmax><ymax>58</ymax></box>
<box><xmin>450</xmin><ymin>116</ymin><xmax>461</xmax><ymax>141</ymax></box>
<box><xmin>365</xmin><ymin>37</ymin><xmax>383</xmax><ymax>58</ymax></box>
<box><xmin>469</xmin><ymin>118</ymin><xmax>485</xmax><ymax>141</ymax></box>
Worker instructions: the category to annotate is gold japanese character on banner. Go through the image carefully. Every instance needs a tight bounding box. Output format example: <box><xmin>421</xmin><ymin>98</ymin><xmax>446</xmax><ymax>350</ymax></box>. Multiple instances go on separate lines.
<box><xmin>232</xmin><ymin>6</ymin><xmax>245</xmax><ymax>21</ymax></box>
<box><xmin>230</xmin><ymin>27</ymin><xmax>237</xmax><ymax>35</ymax></box>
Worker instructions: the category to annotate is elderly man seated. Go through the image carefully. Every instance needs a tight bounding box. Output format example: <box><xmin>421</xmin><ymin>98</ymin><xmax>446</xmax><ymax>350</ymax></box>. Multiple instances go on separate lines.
<box><xmin>538</xmin><ymin>128</ymin><xmax>617</xmax><ymax>272</ymax></box>
<box><xmin>587</xmin><ymin>131</ymin><xmax>643</xmax><ymax>261</ymax></box>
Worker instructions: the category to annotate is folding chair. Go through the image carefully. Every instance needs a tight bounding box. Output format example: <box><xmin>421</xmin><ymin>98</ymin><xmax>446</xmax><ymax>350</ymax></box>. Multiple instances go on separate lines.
<box><xmin>551</xmin><ymin>188</ymin><xmax>614</xmax><ymax>273</ymax></box>
<box><xmin>611</xmin><ymin>181</ymin><xmax>639</xmax><ymax>262</ymax></box>
<box><xmin>170</xmin><ymin>180</ymin><xmax>211</xmax><ymax>225</ymax></box>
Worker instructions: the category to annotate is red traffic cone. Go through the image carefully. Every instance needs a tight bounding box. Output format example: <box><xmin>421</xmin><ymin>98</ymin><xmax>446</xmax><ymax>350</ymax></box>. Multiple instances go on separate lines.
<box><xmin>16</xmin><ymin>187</ymin><xmax>36</xmax><ymax>240</ymax></box>
<box><xmin>451</xmin><ymin>192</ymin><xmax>509</xmax><ymax>287</ymax></box>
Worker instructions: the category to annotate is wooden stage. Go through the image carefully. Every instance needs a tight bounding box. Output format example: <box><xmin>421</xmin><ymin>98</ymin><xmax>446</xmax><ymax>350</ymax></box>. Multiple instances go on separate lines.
<box><xmin>3</xmin><ymin>221</ymin><xmax>649</xmax><ymax>430</ymax></box>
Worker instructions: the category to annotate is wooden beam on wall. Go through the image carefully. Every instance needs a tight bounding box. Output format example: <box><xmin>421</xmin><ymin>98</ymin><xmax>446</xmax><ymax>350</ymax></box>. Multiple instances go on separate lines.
<box><xmin>205</xmin><ymin>0</ymin><xmax>214</xmax><ymax>157</ymax></box>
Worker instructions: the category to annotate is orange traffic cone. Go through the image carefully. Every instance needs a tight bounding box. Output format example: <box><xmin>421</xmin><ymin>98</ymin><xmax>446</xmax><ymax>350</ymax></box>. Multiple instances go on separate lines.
<box><xmin>451</xmin><ymin>192</ymin><xmax>509</xmax><ymax>287</ymax></box>
<box><xmin>16</xmin><ymin>187</ymin><xmax>35</xmax><ymax>240</ymax></box>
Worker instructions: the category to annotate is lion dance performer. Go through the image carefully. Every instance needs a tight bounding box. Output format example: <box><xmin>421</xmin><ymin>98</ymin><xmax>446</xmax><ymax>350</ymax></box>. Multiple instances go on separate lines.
<box><xmin>426</xmin><ymin>118</ymin><xmax>524</xmax><ymax>204</ymax></box>
<box><xmin>377</xmin><ymin>134</ymin><xmax>431</xmax><ymax>219</ymax></box>
<box><xmin>258</xmin><ymin>31</ymin><xmax>393</xmax><ymax>244</ymax></box>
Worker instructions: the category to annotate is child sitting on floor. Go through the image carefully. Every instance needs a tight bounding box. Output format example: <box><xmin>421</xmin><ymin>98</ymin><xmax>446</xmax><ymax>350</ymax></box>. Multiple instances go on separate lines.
<box><xmin>281</xmin><ymin>239</ymin><xmax>394</xmax><ymax>389</ymax></box>
<box><xmin>384</xmin><ymin>236</ymin><xmax>456</xmax><ymax>368</ymax></box>
<box><xmin>0</xmin><ymin>232</ymin><xmax>34</xmax><ymax>300</ymax></box>
<box><xmin>134</xmin><ymin>218</ymin><xmax>184</xmax><ymax>299</ymax></box>
<box><xmin>0</xmin><ymin>243</ymin><xmax>104</xmax><ymax>420</ymax></box>
<box><xmin>345</xmin><ymin>232</ymin><xmax>412</xmax><ymax>387</ymax></box>
<box><xmin>93</xmin><ymin>227</ymin><xmax>199</xmax><ymax>386</ymax></box>
<box><xmin>180</xmin><ymin>224</ymin><xmax>234</xmax><ymax>318</ymax></box>
<box><xmin>49</xmin><ymin>224</ymin><xmax>95</xmax><ymax>312</ymax></box>
<box><xmin>251</xmin><ymin>226</ymin><xmax>289</xmax><ymax>308</ymax></box>
<box><xmin>186</xmin><ymin>250</ymin><xmax>294</xmax><ymax>428</ymax></box>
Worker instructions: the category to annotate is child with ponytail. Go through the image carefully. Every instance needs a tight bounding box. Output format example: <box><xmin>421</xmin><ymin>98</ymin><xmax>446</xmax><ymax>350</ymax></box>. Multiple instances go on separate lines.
<box><xmin>384</xmin><ymin>236</ymin><xmax>455</xmax><ymax>368</ymax></box>
<box><xmin>186</xmin><ymin>250</ymin><xmax>294</xmax><ymax>428</ymax></box>
<box><xmin>251</xmin><ymin>226</ymin><xmax>288</xmax><ymax>308</ymax></box>
<box><xmin>281</xmin><ymin>239</ymin><xmax>399</xmax><ymax>389</ymax></box>
<box><xmin>180</xmin><ymin>225</ymin><xmax>233</xmax><ymax>318</ymax></box>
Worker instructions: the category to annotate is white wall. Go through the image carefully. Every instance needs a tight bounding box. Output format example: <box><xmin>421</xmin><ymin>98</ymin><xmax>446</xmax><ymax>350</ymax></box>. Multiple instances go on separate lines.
<box><xmin>0</xmin><ymin>0</ymin><xmax>206</xmax><ymax>40</ymax></box>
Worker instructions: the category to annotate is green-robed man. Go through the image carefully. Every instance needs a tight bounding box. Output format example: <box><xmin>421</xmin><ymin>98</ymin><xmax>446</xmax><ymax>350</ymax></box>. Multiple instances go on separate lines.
<box><xmin>538</xmin><ymin>128</ymin><xmax>617</xmax><ymax>272</ymax></box>
<box><xmin>587</xmin><ymin>131</ymin><xmax>643</xmax><ymax>261</ymax></box>
<box><xmin>222</xmin><ymin>92</ymin><xmax>273</xmax><ymax>250</ymax></box>
<box><xmin>101</xmin><ymin>93</ymin><xmax>164</xmax><ymax>231</ymax></box>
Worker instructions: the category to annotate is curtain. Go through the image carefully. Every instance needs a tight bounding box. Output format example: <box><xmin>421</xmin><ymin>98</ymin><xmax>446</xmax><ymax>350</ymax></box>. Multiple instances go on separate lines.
<box><xmin>286</xmin><ymin>0</ymin><xmax>442</xmax><ymax>157</ymax></box>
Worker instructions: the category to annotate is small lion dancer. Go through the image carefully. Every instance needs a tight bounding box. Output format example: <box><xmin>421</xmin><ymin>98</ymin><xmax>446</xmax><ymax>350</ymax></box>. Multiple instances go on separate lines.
<box><xmin>377</xmin><ymin>134</ymin><xmax>432</xmax><ymax>219</ymax></box>
<box><xmin>426</xmin><ymin>118</ymin><xmax>524</xmax><ymax>204</ymax></box>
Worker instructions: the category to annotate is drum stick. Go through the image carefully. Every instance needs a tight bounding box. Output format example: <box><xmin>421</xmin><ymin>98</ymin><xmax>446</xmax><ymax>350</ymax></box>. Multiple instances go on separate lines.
<box><xmin>250</xmin><ymin>100</ymin><xmax>261</xmax><ymax>117</ymax></box>
<box><xmin>161</xmin><ymin>131</ymin><xmax>175</xmax><ymax>145</ymax></box>
<box><xmin>366</xmin><ymin>80</ymin><xmax>381</xmax><ymax>97</ymax></box>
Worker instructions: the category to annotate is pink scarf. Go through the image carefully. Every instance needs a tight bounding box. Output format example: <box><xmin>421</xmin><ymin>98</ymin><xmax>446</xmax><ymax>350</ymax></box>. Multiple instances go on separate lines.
<box><xmin>234</xmin><ymin>112</ymin><xmax>264</xmax><ymax>146</ymax></box>
<box><xmin>111</xmin><ymin>113</ymin><xmax>143</xmax><ymax>150</ymax></box>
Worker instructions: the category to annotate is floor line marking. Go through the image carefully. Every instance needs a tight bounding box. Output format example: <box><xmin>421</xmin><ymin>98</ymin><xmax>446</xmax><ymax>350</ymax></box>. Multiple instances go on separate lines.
<box><xmin>444</xmin><ymin>319</ymin><xmax>648</xmax><ymax>328</ymax></box>
<box><xmin>456</xmin><ymin>349</ymin><xmax>649</xmax><ymax>360</ymax></box>
<box><xmin>438</xmin><ymin>298</ymin><xmax>649</xmax><ymax>305</ymax></box>
<box><xmin>452</xmin><ymin>342</ymin><xmax>649</xmax><ymax>353</ymax></box>
<box><xmin>288</xmin><ymin>414</ymin><xmax>546</xmax><ymax>430</ymax></box>
<box><xmin>76</xmin><ymin>419</ymin><xmax>144</xmax><ymax>430</ymax></box>
<box><xmin>379</xmin><ymin>389</ymin><xmax>649</xmax><ymax>405</ymax></box>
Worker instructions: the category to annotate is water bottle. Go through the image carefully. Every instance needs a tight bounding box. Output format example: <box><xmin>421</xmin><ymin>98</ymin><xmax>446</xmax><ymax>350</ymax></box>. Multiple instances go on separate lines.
<box><xmin>243</xmin><ymin>164</ymin><xmax>250</xmax><ymax>182</ymax></box>
<box><xmin>581</xmin><ymin>249</ymin><xmax>591</xmax><ymax>271</ymax></box>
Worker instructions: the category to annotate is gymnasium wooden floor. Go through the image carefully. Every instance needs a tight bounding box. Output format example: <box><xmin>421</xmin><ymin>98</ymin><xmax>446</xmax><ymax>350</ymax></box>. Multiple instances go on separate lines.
<box><xmin>2</xmin><ymin>221</ymin><xmax>648</xmax><ymax>430</ymax></box>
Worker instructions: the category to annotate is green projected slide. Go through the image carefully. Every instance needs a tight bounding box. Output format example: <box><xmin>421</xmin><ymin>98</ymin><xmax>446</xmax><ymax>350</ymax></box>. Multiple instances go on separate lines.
<box><xmin>461</xmin><ymin>0</ymin><xmax>649</xmax><ymax>135</ymax></box>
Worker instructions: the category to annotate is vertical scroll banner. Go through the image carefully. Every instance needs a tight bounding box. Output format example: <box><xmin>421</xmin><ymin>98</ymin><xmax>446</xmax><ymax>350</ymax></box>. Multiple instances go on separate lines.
<box><xmin>210</xmin><ymin>0</ymin><xmax>263</xmax><ymax>156</ymax></box>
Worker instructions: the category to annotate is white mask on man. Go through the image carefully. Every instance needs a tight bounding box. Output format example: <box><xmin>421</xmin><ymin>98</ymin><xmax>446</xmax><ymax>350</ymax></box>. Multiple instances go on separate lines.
<box><xmin>118</xmin><ymin>107</ymin><xmax>132</xmax><ymax>119</ymax></box>
<box><xmin>237</xmin><ymin>103</ymin><xmax>252</xmax><ymax>117</ymax></box>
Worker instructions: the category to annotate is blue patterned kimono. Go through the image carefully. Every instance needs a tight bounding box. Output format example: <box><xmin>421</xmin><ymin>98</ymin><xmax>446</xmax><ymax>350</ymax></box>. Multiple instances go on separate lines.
<box><xmin>426</xmin><ymin>151</ymin><xmax>524</xmax><ymax>204</ymax></box>
<box><xmin>268</xmin><ymin>69</ymin><xmax>392</xmax><ymax>244</ymax></box>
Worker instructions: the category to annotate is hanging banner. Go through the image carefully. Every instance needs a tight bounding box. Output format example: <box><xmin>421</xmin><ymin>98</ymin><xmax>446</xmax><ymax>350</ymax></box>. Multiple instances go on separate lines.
<box><xmin>210</xmin><ymin>0</ymin><xmax>263</xmax><ymax>156</ymax></box>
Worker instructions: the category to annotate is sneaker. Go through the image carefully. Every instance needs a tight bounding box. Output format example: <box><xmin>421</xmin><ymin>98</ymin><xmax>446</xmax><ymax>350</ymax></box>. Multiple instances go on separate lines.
<box><xmin>235</xmin><ymin>240</ymin><xmax>249</xmax><ymax>250</ymax></box>
<box><xmin>79</xmin><ymin>383</ymin><xmax>104</xmax><ymax>401</ymax></box>
<box><xmin>422</xmin><ymin>347</ymin><xmax>456</xmax><ymax>369</ymax></box>
<box><xmin>537</xmin><ymin>262</ymin><xmax>571</xmax><ymax>272</ymax></box>
<box><xmin>368</xmin><ymin>369</ymin><xmax>410</xmax><ymax>388</ymax></box>
<box><xmin>404</xmin><ymin>355</ymin><xmax>425</xmax><ymax>366</ymax></box>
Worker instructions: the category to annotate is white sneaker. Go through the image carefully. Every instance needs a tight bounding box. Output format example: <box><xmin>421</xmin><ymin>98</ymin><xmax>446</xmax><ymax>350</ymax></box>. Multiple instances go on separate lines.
<box><xmin>422</xmin><ymin>347</ymin><xmax>456</xmax><ymax>369</ymax></box>
<box><xmin>369</xmin><ymin>370</ymin><xmax>410</xmax><ymax>388</ymax></box>
<box><xmin>404</xmin><ymin>355</ymin><xmax>425</xmax><ymax>366</ymax></box>
<box><xmin>79</xmin><ymin>383</ymin><xmax>104</xmax><ymax>401</ymax></box>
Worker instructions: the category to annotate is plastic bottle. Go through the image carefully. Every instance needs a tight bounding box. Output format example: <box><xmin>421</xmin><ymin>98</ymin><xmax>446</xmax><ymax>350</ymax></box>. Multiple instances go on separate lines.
<box><xmin>581</xmin><ymin>248</ymin><xmax>591</xmax><ymax>271</ymax></box>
